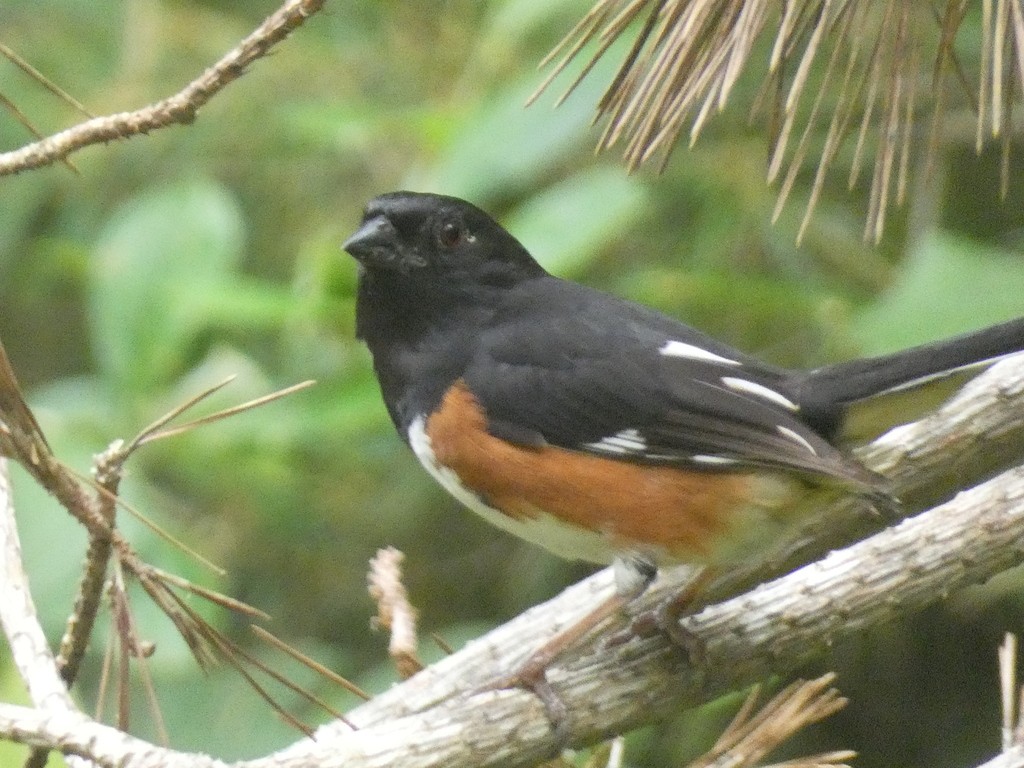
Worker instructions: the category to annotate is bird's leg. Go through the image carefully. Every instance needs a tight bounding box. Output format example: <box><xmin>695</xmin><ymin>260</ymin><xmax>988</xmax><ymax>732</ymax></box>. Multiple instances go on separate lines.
<box><xmin>510</xmin><ymin>555</ymin><xmax>656</xmax><ymax>683</ymax></box>
<box><xmin>483</xmin><ymin>555</ymin><xmax>657</xmax><ymax>736</ymax></box>
<box><xmin>613</xmin><ymin>565</ymin><xmax>716</xmax><ymax>665</ymax></box>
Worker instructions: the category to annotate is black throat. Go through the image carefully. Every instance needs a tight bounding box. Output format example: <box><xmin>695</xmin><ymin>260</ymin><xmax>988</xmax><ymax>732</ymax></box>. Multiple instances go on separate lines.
<box><xmin>355</xmin><ymin>267</ymin><xmax>495</xmax><ymax>435</ymax></box>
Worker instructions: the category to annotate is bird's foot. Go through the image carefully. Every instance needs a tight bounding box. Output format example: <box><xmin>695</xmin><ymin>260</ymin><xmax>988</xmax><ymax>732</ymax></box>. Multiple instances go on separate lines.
<box><xmin>482</xmin><ymin>662</ymin><xmax>572</xmax><ymax>745</ymax></box>
<box><xmin>480</xmin><ymin>584</ymin><xmax>639</xmax><ymax>743</ymax></box>
<box><xmin>482</xmin><ymin>557</ymin><xmax>664</xmax><ymax>740</ymax></box>
<box><xmin>605</xmin><ymin>568</ymin><xmax>714</xmax><ymax>666</ymax></box>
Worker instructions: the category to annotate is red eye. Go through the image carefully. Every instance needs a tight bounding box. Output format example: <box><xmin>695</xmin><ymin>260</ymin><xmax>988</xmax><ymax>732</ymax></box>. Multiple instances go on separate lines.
<box><xmin>438</xmin><ymin>221</ymin><xmax>463</xmax><ymax>248</ymax></box>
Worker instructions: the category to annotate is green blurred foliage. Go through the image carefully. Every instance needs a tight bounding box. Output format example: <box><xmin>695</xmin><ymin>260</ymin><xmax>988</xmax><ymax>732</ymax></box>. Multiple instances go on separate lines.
<box><xmin>1</xmin><ymin>1</ymin><xmax>1023</xmax><ymax>765</ymax></box>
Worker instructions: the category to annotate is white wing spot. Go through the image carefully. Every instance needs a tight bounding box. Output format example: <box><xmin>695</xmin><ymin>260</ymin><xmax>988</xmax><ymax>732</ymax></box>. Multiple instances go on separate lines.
<box><xmin>659</xmin><ymin>340</ymin><xmax>741</xmax><ymax>366</ymax></box>
<box><xmin>690</xmin><ymin>454</ymin><xmax>739</xmax><ymax>466</ymax></box>
<box><xmin>777</xmin><ymin>425</ymin><xmax>819</xmax><ymax>455</ymax></box>
<box><xmin>721</xmin><ymin>376</ymin><xmax>799</xmax><ymax>411</ymax></box>
<box><xmin>585</xmin><ymin>428</ymin><xmax>647</xmax><ymax>455</ymax></box>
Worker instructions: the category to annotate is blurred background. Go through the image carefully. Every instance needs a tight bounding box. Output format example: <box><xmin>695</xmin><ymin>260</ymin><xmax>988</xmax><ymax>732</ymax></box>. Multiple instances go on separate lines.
<box><xmin>1</xmin><ymin>1</ymin><xmax>1024</xmax><ymax>765</ymax></box>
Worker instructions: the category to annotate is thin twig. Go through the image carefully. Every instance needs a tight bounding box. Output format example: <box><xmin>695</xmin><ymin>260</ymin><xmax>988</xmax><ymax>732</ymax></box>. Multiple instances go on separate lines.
<box><xmin>0</xmin><ymin>460</ymin><xmax>92</xmax><ymax>768</ymax></box>
<box><xmin>0</xmin><ymin>0</ymin><xmax>326</xmax><ymax>176</ymax></box>
<box><xmin>2</xmin><ymin>340</ymin><xmax>328</xmax><ymax>738</ymax></box>
<box><xmin>73</xmin><ymin>476</ymin><xmax>226</xmax><ymax>576</ymax></box>
<box><xmin>54</xmin><ymin>440</ymin><xmax>123</xmax><ymax>694</ymax></box>
<box><xmin>107</xmin><ymin>566</ymin><xmax>169</xmax><ymax>743</ymax></box>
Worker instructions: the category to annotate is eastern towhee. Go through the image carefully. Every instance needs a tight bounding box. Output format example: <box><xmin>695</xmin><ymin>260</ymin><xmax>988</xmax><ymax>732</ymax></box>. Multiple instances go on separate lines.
<box><xmin>343</xmin><ymin>190</ymin><xmax>1024</xmax><ymax>690</ymax></box>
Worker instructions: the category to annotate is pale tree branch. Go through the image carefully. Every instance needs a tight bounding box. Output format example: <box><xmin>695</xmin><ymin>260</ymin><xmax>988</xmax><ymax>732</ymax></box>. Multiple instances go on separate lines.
<box><xmin>0</xmin><ymin>0</ymin><xmax>326</xmax><ymax>177</ymax></box>
<box><xmin>0</xmin><ymin>461</ymin><xmax>71</xmax><ymax>715</ymax></box>
<box><xmin>0</xmin><ymin>702</ymin><xmax>224</xmax><ymax>768</ymax></box>
<box><xmin>0</xmin><ymin>459</ymin><xmax>93</xmax><ymax>768</ymax></box>
<box><xmin>977</xmin><ymin>748</ymin><xmax>1024</xmax><ymax>768</ymax></box>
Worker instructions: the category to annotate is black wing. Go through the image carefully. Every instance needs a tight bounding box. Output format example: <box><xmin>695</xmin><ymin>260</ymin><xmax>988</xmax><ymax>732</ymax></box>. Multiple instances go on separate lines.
<box><xmin>464</xmin><ymin>277</ymin><xmax>881</xmax><ymax>491</ymax></box>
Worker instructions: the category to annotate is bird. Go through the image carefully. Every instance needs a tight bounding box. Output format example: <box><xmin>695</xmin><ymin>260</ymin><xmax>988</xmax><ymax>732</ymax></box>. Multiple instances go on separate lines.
<box><xmin>342</xmin><ymin>190</ymin><xmax>1024</xmax><ymax>692</ymax></box>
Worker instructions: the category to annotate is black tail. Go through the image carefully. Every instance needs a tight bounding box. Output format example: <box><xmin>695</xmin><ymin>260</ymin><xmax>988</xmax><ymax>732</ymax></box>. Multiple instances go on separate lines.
<box><xmin>795</xmin><ymin>316</ymin><xmax>1024</xmax><ymax>442</ymax></box>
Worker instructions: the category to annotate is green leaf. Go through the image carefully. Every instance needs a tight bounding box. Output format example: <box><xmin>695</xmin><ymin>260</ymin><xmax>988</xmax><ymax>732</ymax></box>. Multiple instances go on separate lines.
<box><xmin>853</xmin><ymin>232</ymin><xmax>1024</xmax><ymax>355</ymax></box>
<box><xmin>89</xmin><ymin>179</ymin><xmax>245</xmax><ymax>394</ymax></box>
<box><xmin>479</xmin><ymin>0</ymin><xmax>587</xmax><ymax>50</ymax></box>
<box><xmin>410</xmin><ymin>64</ymin><xmax>617</xmax><ymax>204</ymax></box>
<box><xmin>504</xmin><ymin>166</ymin><xmax>647</xmax><ymax>276</ymax></box>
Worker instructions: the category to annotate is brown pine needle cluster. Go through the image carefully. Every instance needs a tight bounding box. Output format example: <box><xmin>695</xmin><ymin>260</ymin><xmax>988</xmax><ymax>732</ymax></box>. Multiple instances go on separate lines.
<box><xmin>1</xmin><ymin>331</ymin><xmax>349</xmax><ymax>744</ymax></box>
<box><xmin>535</xmin><ymin>0</ymin><xmax>1024</xmax><ymax>243</ymax></box>
<box><xmin>691</xmin><ymin>674</ymin><xmax>853</xmax><ymax>768</ymax></box>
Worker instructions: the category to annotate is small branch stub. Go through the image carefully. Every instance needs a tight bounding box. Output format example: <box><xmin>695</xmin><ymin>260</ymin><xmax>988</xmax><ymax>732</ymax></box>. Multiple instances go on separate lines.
<box><xmin>368</xmin><ymin>546</ymin><xmax>423</xmax><ymax>679</ymax></box>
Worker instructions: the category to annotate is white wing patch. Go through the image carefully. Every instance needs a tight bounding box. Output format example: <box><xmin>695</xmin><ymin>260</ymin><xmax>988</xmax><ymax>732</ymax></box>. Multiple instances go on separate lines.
<box><xmin>584</xmin><ymin>428</ymin><xmax>647</xmax><ymax>455</ymax></box>
<box><xmin>690</xmin><ymin>454</ymin><xmax>740</xmax><ymax>466</ymax></box>
<box><xmin>721</xmin><ymin>376</ymin><xmax>799</xmax><ymax>411</ymax></box>
<box><xmin>659</xmin><ymin>340</ymin><xmax>741</xmax><ymax>366</ymax></box>
<box><xmin>777</xmin><ymin>425</ymin><xmax>819</xmax><ymax>455</ymax></box>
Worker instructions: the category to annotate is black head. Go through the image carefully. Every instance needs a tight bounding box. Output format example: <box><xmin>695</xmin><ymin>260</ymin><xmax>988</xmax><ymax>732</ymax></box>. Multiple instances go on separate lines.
<box><xmin>342</xmin><ymin>192</ymin><xmax>546</xmax><ymax>292</ymax></box>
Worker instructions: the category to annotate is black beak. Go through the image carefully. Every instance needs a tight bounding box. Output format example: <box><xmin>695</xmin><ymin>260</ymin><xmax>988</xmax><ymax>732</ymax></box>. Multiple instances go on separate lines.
<box><xmin>343</xmin><ymin>216</ymin><xmax>426</xmax><ymax>272</ymax></box>
<box><xmin>343</xmin><ymin>215</ymin><xmax>397</xmax><ymax>264</ymax></box>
